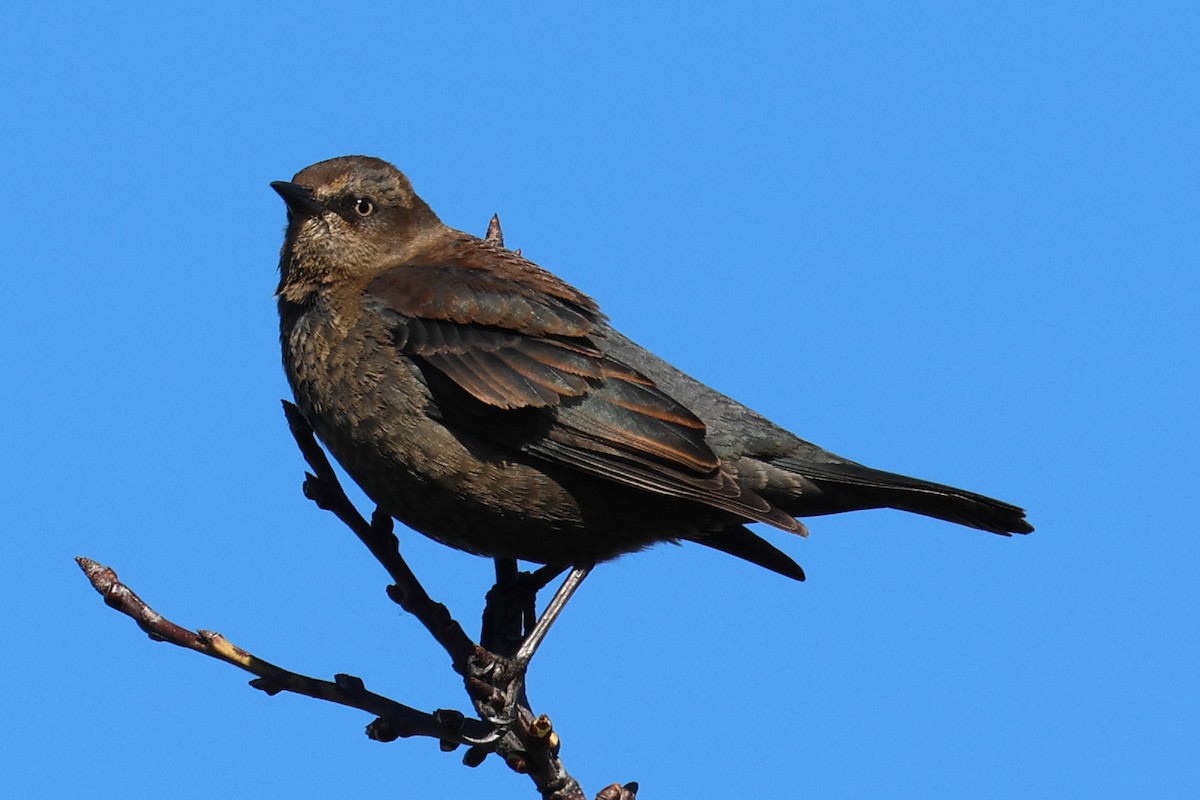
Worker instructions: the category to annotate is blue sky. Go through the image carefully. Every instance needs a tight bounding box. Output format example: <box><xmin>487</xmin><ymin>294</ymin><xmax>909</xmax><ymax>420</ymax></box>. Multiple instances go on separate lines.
<box><xmin>4</xmin><ymin>3</ymin><xmax>1197</xmax><ymax>798</ymax></box>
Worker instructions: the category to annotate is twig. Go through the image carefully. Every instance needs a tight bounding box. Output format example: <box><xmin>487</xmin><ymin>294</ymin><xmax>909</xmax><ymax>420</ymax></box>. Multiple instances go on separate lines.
<box><xmin>74</xmin><ymin>557</ymin><xmax>494</xmax><ymax>746</ymax></box>
<box><xmin>282</xmin><ymin>400</ymin><xmax>625</xmax><ymax>799</ymax></box>
<box><xmin>78</xmin><ymin>220</ymin><xmax>636</xmax><ymax>799</ymax></box>
<box><xmin>486</xmin><ymin>214</ymin><xmax>505</xmax><ymax>245</ymax></box>
<box><xmin>282</xmin><ymin>400</ymin><xmax>476</xmax><ymax>671</ymax></box>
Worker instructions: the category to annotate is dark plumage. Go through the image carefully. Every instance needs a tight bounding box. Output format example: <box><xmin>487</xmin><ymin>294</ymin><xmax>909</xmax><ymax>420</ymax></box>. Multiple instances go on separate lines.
<box><xmin>273</xmin><ymin>156</ymin><xmax>1032</xmax><ymax>582</ymax></box>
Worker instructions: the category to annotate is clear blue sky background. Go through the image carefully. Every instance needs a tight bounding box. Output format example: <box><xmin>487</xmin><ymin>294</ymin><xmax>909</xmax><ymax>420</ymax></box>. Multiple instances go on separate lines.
<box><xmin>4</xmin><ymin>4</ymin><xmax>1196</xmax><ymax>798</ymax></box>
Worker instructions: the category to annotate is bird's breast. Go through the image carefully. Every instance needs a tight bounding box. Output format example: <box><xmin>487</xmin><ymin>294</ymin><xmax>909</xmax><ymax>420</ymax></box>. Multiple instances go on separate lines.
<box><xmin>280</xmin><ymin>300</ymin><xmax>619</xmax><ymax>558</ymax></box>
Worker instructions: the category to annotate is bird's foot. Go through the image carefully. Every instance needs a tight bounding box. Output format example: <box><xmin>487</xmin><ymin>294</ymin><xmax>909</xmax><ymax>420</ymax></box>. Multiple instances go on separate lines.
<box><xmin>465</xmin><ymin>644</ymin><xmax>526</xmax><ymax>727</ymax></box>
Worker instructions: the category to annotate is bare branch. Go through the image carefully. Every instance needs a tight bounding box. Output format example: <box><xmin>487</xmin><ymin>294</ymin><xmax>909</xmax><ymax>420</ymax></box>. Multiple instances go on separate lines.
<box><xmin>483</xmin><ymin>213</ymin><xmax>521</xmax><ymax>256</ymax></box>
<box><xmin>486</xmin><ymin>213</ymin><xmax>504</xmax><ymax>245</ymax></box>
<box><xmin>74</xmin><ymin>557</ymin><xmax>494</xmax><ymax>746</ymax></box>
<box><xmin>282</xmin><ymin>401</ymin><xmax>631</xmax><ymax>798</ymax></box>
<box><xmin>282</xmin><ymin>400</ymin><xmax>476</xmax><ymax>670</ymax></box>
<box><xmin>79</xmin><ymin>226</ymin><xmax>637</xmax><ymax>799</ymax></box>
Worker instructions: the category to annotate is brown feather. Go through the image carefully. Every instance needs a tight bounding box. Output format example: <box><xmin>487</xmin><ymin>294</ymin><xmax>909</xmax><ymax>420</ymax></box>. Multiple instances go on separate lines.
<box><xmin>362</xmin><ymin>254</ymin><xmax>802</xmax><ymax>532</ymax></box>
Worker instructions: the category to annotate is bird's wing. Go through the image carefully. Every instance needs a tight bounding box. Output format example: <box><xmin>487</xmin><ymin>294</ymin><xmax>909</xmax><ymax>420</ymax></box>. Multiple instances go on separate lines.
<box><xmin>364</xmin><ymin>262</ymin><xmax>801</xmax><ymax>532</ymax></box>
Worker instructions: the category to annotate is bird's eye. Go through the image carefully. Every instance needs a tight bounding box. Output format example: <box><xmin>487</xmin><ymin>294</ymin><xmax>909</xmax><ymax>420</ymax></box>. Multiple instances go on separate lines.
<box><xmin>353</xmin><ymin>197</ymin><xmax>376</xmax><ymax>217</ymax></box>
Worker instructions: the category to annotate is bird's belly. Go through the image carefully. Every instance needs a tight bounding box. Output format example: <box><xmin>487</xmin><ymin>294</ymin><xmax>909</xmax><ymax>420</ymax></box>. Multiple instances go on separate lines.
<box><xmin>319</xmin><ymin>409</ymin><xmax>670</xmax><ymax>565</ymax></box>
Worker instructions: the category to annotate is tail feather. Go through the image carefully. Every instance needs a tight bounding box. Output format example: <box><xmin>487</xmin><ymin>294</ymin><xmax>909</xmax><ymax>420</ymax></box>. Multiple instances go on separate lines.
<box><xmin>773</xmin><ymin>460</ymin><xmax>1033</xmax><ymax>535</ymax></box>
<box><xmin>691</xmin><ymin>525</ymin><xmax>807</xmax><ymax>581</ymax></box>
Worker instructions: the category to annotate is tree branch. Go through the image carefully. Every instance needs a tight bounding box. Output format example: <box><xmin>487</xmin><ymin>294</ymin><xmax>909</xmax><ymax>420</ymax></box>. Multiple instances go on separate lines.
<box><xmin>283</xmin><ymin>398</ymin><xmax>608</xmax><ymax>799</ymax></box>
<box><xmin>77</xmin><ymin>216</ymin><xmax>636</xmax><ymax>800</ymax></box>
<box><xmin>74</xmin><ymin>556</ymin><xmax>493</xmax><ymax>746</ymax></box>
<box><xmin>282</xmin><ymin>400</ymin><xmax>476</xmax><ymax>671</ymax></box>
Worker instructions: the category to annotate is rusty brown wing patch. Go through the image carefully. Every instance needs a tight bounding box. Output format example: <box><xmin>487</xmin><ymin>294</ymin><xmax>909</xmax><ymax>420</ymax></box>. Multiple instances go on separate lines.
<box><xmin>365</xmin><ymin>260</ymin><xmax>800</xmax><ymax>532</ymax></box>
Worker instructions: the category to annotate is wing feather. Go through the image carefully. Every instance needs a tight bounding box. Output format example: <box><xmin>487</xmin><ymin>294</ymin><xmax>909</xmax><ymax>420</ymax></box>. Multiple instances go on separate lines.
<box><xmin>364</xmin><ymin>258</ymin><xmax>801</xmax><ymax>533</ymax></box>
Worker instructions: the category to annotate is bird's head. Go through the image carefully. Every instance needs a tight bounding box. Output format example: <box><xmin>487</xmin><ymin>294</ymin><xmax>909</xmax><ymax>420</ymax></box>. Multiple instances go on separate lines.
<box><xmin>272</xmin><ymin>156</ymin><xmax>442</xmax><ymax>301</ymax></box>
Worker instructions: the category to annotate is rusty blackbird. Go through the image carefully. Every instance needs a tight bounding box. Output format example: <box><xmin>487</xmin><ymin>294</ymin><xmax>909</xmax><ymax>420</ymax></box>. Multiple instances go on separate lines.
<box><xmin>273</xmin><ymin>156</ymin><xmax>1031</xmax><ymax>582</ymax></box>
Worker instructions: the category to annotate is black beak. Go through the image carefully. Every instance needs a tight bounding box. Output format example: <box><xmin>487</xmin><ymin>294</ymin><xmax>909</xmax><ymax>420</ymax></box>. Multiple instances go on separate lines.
<box><xmin>271</xmin><ymin>181</ymin><xmax>327</xmax><ymax>220</ymax></box>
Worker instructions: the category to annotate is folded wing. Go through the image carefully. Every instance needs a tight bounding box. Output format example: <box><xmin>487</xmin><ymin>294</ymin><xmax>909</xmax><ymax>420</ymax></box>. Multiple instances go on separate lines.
<box><xmin>365</xmin><ymin>258</ymin><xmax>802</xmax><ymax>533</ymax></box>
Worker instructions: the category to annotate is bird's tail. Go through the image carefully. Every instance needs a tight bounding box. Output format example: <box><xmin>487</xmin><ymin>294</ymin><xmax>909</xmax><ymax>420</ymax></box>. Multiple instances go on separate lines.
<box><xmin>775</xmin><ymin>460</ymin><xmax>1034</xmax><ymax>535</ymax></box>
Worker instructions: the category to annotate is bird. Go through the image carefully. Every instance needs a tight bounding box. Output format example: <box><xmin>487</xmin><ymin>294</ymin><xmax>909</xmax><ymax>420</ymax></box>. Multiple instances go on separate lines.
<box><xmin>272</xmin><ymin>156</ymin><xmax>1031</xmax><ymax>583</ymax></box>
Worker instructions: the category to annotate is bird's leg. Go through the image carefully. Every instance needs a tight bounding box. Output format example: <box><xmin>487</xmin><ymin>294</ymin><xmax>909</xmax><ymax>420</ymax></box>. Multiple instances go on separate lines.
<box><xmin>469</xmin><ymin>565</ymin><xmax>590</xmax><ymax>727</ymax></box>
<box><xmin>514</xmin><ymin>565</ymin><xmax>591</xmax><ymax>669</ymax></box>
<box><xmin>481</xmin><ymin>560</ymin><xmax>567</xmax><ymax>656</ymax></box>
<box><xmin>481</xmin><ymin>559</ymin><xmax>524</xmax><ymax>655</ymax></box>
